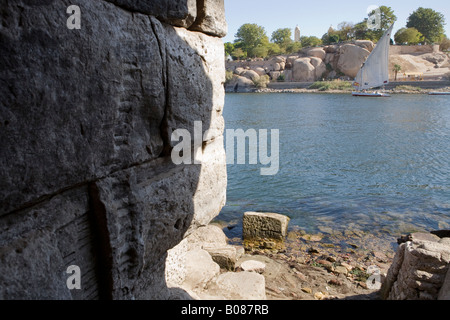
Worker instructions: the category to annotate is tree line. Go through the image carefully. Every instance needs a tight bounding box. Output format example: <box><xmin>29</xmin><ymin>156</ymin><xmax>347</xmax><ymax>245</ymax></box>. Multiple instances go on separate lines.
<box><xmin>225</xmin><ymin>6</ymin><xmax>448</xmax><ymax>60</ymax></box>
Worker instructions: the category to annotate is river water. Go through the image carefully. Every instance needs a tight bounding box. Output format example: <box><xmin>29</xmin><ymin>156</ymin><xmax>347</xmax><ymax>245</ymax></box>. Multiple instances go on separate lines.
<box><xmin>217</xmin><ymin>93</ymin><xmax>450</xmax><ymax>238</ymax></box>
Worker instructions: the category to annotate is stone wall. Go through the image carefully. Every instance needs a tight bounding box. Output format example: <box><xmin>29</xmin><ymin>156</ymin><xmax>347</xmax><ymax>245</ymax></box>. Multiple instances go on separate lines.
<box><xmin>0</xmin><ymin>0</ymin><xmax>227</xmax><ymax>299</ymax></box>
<box><xmin>380</xmin><ymin>233</ymin><xmax>450</xmax><ymax>300</ymax></box>
<box><xmin>390</xmin><ymin>44</ymin><xmax>439</xmax><ymax>55</ymax></box>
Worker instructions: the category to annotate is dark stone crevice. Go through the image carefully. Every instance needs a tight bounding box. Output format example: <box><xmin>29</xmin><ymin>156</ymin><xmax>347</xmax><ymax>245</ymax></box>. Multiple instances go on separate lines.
<box><xmin>149</xmin><ymin>17</ymin><xmax>172</xmax><ymax>158</ymax></box>
<box><xmin>87</xmin><ymin>182</ymin><xmax>114</xmax><ymax>300</ymax></box>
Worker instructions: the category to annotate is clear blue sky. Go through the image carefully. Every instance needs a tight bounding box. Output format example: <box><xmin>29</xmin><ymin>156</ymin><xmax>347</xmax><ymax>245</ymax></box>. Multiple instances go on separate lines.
<box><xmin>223</xmin><ymin>0</ymin><xmax>450</xmax><ymax>43</ymax></box>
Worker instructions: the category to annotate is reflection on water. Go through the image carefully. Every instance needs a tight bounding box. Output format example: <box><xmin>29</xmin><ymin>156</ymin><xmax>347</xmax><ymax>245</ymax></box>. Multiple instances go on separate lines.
<box><xmin>218</xmin><ymin>93</ymin><xmax>450</xmax><ymax>238</ymax></box>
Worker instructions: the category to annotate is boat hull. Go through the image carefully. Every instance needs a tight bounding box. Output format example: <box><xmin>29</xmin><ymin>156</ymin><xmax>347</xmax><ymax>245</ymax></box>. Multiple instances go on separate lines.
<box><xmin>428</xmin><ymin>92</ymin><xmax>450</xmax><ymax>95</ymax></box>
<box><xmin>352</xmin><ymin>91</ymin><xmax>391</xmax><ymax>97</ymax></box>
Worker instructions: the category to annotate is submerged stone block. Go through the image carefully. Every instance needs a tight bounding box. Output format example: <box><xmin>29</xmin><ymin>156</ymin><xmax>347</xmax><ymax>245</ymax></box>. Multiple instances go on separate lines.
<box><xmin>243</xmin><ymin>212</ymin><xmax>290</xmax><ymax>241</ymax></box>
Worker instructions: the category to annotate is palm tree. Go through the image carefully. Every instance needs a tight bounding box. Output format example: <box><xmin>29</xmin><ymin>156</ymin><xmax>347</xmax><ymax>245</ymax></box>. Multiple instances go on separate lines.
<box><xmin>393</xmin><ymin>64</ymin><xmax>402</xmax><ymax>81</ymax></box>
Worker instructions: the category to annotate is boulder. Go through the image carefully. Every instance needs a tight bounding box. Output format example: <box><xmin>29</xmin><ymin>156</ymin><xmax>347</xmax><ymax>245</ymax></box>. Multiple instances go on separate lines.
<box><xmin>438</xmin><ymin>266</ymin><xmax>450</xmax><ymax>300</ymax></box>
<box><xmin>287</xmin><ymin>56</ymin><xmax>300</xmax><ymax>65</ymax></box>
<box><xmin>337</xmin><ymin>44</ymin><xmax>370</xmax><ymax>78</ymax></box>
<box><xmin>354</xmin><ymin>40</ymin><xmax>374</xmax><ymax>52</ymax></box>
<box><xmin>234</xmin><ymin>67</ymin><xmax>245</xmax><ymax>75</ymax></box>
<box><xmin>189</xmin><ymin>0</ymin><xmax>228</xmax><ymax>37</ymax></box>
<box><xmin>241</xmin><ymin>70</ymin><xmax>260</xmax><ymax>81</ymax></box>
<box><xmin>272</xmin><ymin>56</ymin><xmax>286</xmax><ymax>63</ymax></box>
<box><xmin>292</xmin><ymin>58</ymin><xmax>316</xmax><ymax>82</ymax></box>
<box><xmin>307</xmin><ymin>48</ymin><xmax>326</xmax><ymax>60</ymax></box>
<box><xmin>284</xmin><ymin>70</ymin><xmax>293</xmax><ymax>81</ymax></box>
<box><xmin>105</xmin><ymin>0</ymin><xmax>198</xmax><ymax>28</ymax></box>
<box><xmin>252</xmin><ymin>67</ymin><xmax>267</xmax><ymax>76</ymax></box>
<box><xmin>381</xmin><ymin>238</ymin><xmax>450</xmax><ymax>300</ymax></box>
<box><xmin>225</xmin><ymin>75</ymin><xmax>255</xmax><ymax>93</ymax></box>
<box><xmin>204</xmin><ymin>245</ymin><xmax>237</xmax><ymax>270</ymax></box>
<box><xmin>324</xmin><ymin>45</ymin><xmax>338</xmax><ymax>53</ymax></box>
<box><xmin>182</xmin><ymin>249</ymin><xmax>221</xmax><ymax>290</ymax></box>
<box><xmin>397</xmin><ymin>232</ymin><xmax>441</xmax><ymax>244</ymax></box>
<box><xmin>186</xmin><ymin>224</ymin><xmax>228</xmax><ymax>250</ymax></box>
<box><xmin>309</xmin><ymin>57</ymin><xmax>326</xmax><ymax>79</ymax></box>
<box><xmin>205</xmin><ymin>271</ymin><xmax>267</xmax><ymax>300</ymax></box>
<box><xmin>243</xmin><ymin>212</ymin><xmax>290</xmax><ymax>240</ymax></box>
<box><xmin>422</xmin><ymin>53</ymin><xmax>448</xmax><ymax>67</ymax></box>
<box><xmin>239</xmin><ymin>260</ymin><xmax>266</xmax><ymax>274</ymax></box>
<box><xmin>324</xmin><ymin>53</ymin><xmax>336</xmax><ymax>65</ymax></box>
<box><xmin>269</xmin><ymin>71</ymin><xmax>282</xmax><ymax>80</ymax></box>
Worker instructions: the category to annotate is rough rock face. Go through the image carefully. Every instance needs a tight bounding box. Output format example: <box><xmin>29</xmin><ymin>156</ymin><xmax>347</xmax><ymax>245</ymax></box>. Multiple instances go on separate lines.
<box><xmin>292</xmin><ymin>58</ymin><xmax>317</xmax><ymax>82</ymax></box>
<box><xmin>165</xmin><ymin>225</ymin><xmax>266</xmax><ymax>300</ymax></box>
<box><xmin>0</xmin><ymin>0</ymin><xmax>227</xmax><ymax>299</ymax></box>
<box><xmin>337</xmin><ymin>44</ymin><xmax>371</xmax><ymax>78</ymax></box>
<box><xmin>381</xmin><ymin>233</ymin><xmax>450</xmax><ymax>300</ymax></box>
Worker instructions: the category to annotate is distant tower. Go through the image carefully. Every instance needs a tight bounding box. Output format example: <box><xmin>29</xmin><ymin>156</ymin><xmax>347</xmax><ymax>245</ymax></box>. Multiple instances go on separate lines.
<box><xmin>294</xmin><ymin>25</ymin><xmax>301</xmax><ymax>42</ymax></box>
<box><xmin>328</xmin><ymin>25</ymin><xmax>334</xmax><ymax>34</ymax></box>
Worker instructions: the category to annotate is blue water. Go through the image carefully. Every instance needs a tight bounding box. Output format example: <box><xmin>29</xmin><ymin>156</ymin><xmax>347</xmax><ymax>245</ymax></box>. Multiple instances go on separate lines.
<box><xmin>218</xmin><ymin>93</ymin><xmax>450</xmax><ymax>237</ymax></box>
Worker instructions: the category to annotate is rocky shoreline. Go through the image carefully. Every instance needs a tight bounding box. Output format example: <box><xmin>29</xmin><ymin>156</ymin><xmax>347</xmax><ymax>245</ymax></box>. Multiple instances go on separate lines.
<box><xmin>167</xmin><ymin>209</ymin><xmax>449</xmax><ymax>300</ymax></box>
<box><xmin>232</xmin><ymin>84</ymin><xmax>450</xmax><ymax>94</ymax></box>
<box><xmin>230</xmin><ymin>224</ymin><xmax>397</xmax><ymax>300</ymax></box>
<box><xmin>251</xmin><ymin>86</ymin><xmax>450</xmax><ymax>95</ymax></box>
<box><xmin>165</xmin><ymin>220</ymin><xmax>401</xmax><ymax>300</ymax></box>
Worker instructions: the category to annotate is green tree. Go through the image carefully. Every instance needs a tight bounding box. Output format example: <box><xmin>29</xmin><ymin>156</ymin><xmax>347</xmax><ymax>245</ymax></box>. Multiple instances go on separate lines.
<box><xmin>252</xmin><ymin>45</ymin><xmax>269</xmax><ymax>58</ymax></box>
<box><xmin>322</xmin><ymin>32</ymin><xmax>340</xmax><ymax>45</ymax></box>
<box><xmin>267</xmin><ymin>42</ymin><xmax>282</xmax><ymax>56</ymax></box>
<box><xmin>393</xmin><ymin>64</ymin><xmax>402</xmax><ymax>81</ymax></box>
<box><xmin>407</xmin><ymin>7</ymin><xmax>446</xmax><ymax>44</ymax></box>
<box><xmin>394</xmin><ymin>27</ymin><xmax>424</xmax><ymax>45</ymax></box>
<box><xmin>336</xmin><ymin>22</ymin><xmax>355</xmax><ymax>41</ymax></box>
<box><xmin>224</xmin><ymin>42</ymin><xmax>235</xmax><ymax>57</ymax></box>
<box><xmin>368</xmin><ymin>6</ymin><xmax>397</xmax><ymax>41</ymax></box>
<box><xmin>235</xmin><ymin>23</ymin><xmax>268</xmax><ymax>57</ymax></box>
<box><xmin>231</xmin><ymin>47</ymin><xmax>246</xmax><ymax>60</ymax></box>
<box><xmin>440</xmin><ymin>36</ymin><xmax>450</xmax><ymax>52</ymax></box>
<box><xmin>271</xmin><ymin>28</ymin><xmax>293</xmax><ymax>51</ymax></box>
<box><xmin>300</xmin><ymin>36</ymin><xmax>322</xmax><ymax>48</ymax></box>
<box><xmin>285</xmin><ymin>41</ymin><xmax>302</xmax><ymax>54</ymax></box>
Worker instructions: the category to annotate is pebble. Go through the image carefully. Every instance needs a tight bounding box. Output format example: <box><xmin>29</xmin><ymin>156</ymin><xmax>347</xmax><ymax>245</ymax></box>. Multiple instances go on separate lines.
<box><xmin>295</xmin><ymin>272</ymin><xmax>307</xmax><ymax>282</ymax></box>
<box><xmin>317</xmin><ymin>259</ymin><xmax>332</xmax><ymax>267</ymax></box>
<box><xmin>301</xmin><ymin>287</ymin><xmax>312</xmax><ymax>294</ymax></box>
<box><xmin>340</xmin><ymin>262</ymin><xmax>353</xmax><ymax>272</ymax></box>
<box><xmin>314</xmin><ymin>292</ymin><xmax>326</xmax><ymax>300</ymax></box>
<box><xmin>333</xmin><ymin>266</ymin><xmax>348</xmax><ymax>275</ymax></box>
<box><xmin>328</xmin><ymin>279</ymin><xmax>342</xmax><ymax>286</ymax></box>
<box><xmin>308</xmin><ymin>247</ymin><xmax>320</xmax><ymax>254</ymax></box>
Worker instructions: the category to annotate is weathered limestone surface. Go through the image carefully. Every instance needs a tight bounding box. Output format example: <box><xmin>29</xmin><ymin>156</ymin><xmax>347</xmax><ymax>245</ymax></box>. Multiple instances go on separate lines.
<box><xmin>381</xmin><ymin>234</ymin><xmax>450</xmax><ymax>300</ymax></box>
<box><xmin>190</xmin><ymin>0</ymin><xmax>228</xmax><ymax>37</ymax></box>
<box><xmin>0</xmin><ymin>0</ymin><xmax>227</xmax><ymax>299</ymax></box>
<box><xmin>165</xmin><ymin>225</ymin><xmax>265</xmax><ymax>300</ymax></box>
<box><xmin>105</xmin><ymin>0</ymin><xmax>198</xmax><ymax>28</ymax></box>
<box><xmin>243</xmin><ymin>212</ymin><xmax>290</xmax><ymax>241</ymax></box>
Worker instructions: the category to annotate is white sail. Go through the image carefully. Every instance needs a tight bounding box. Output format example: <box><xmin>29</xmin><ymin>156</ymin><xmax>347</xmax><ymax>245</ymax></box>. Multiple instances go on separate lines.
<box><xmin>354</xmin><ymin>23</ymin><xmax>394</xmax><ymax>91</ymax></box>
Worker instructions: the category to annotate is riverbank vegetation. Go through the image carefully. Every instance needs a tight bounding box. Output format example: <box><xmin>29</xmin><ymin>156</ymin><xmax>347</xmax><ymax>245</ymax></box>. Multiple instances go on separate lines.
<box><xmin>309</xmin><ymin>81</ymin><xmax>353</xmax><ymax>92</ymax></box>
